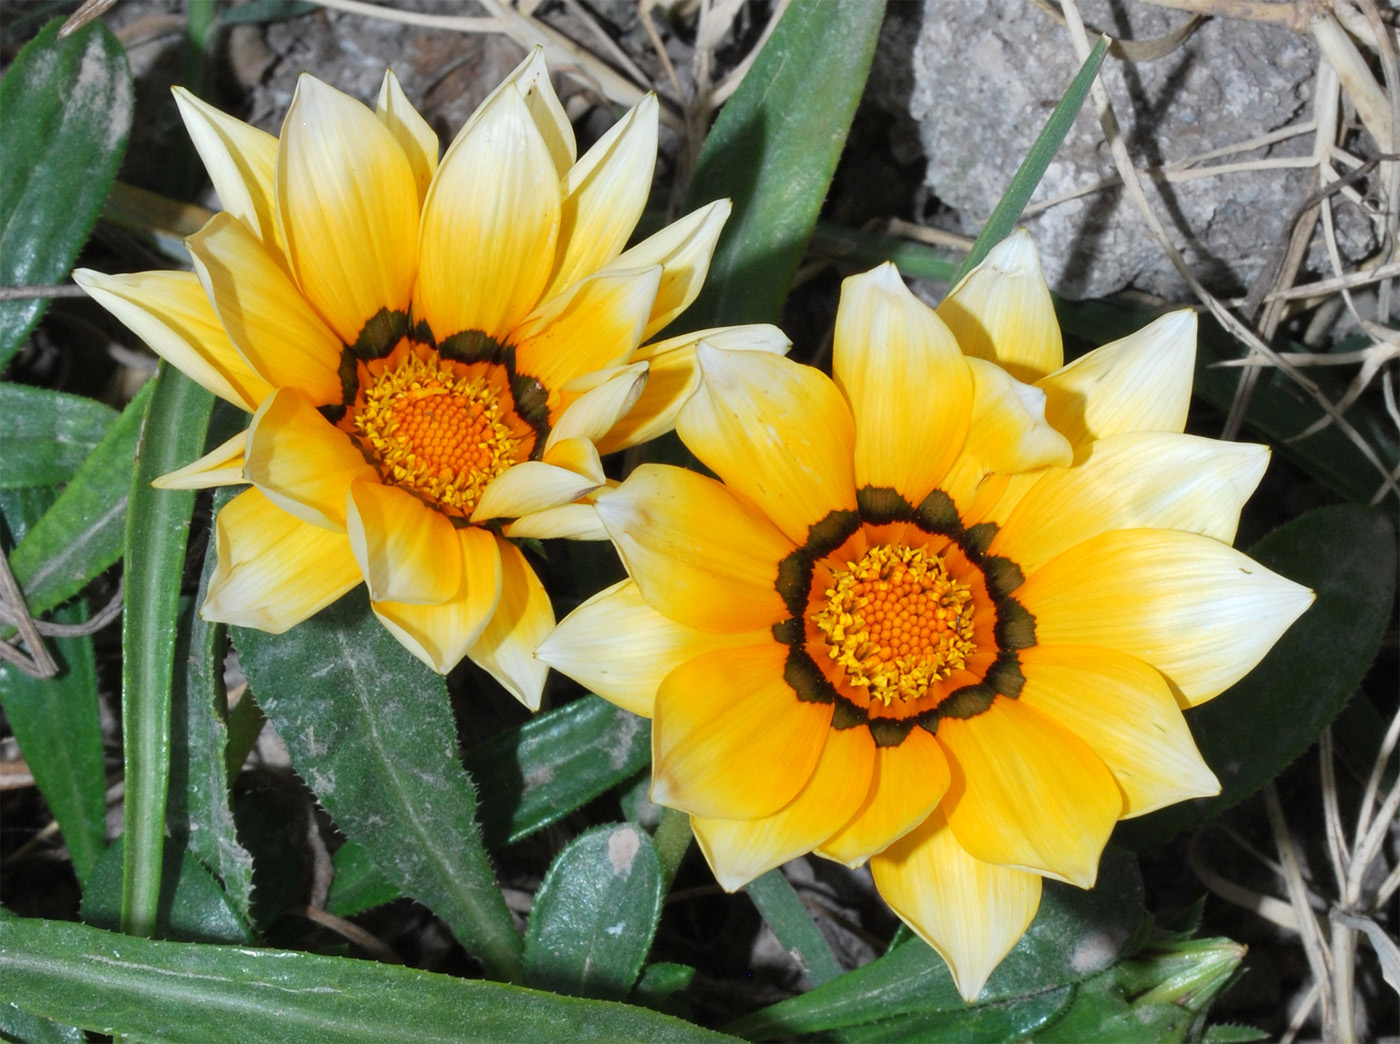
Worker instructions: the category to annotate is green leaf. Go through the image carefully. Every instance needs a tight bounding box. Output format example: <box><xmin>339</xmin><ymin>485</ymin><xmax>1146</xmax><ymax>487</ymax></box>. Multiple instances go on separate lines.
<box><xmin>524</xmin><ymin>822</ymin><xmax>663</xmax><ymax>1001</ymax></box>
<box><xmin>744</xmin><ymin>869</ymin><xmax>843</xmax><ymax>987</ymax></box>
<box><xmin>1116</xmin><ymin>504</ymin><xmax>1398</xmax><ymax>850</ymax></box>
<box><xmin>80</xmin><ymin>838</ymin><xmax>249</xmax><ymax>945</ymax></box>
<box><xmin>832</xmin><ymin>984</ymin><xmax>1074</xmax><ymax>1043</ymax></box>
<box><xmin>0</xmin><ymin>16</ymin><xmax>132</xmax><ymax>368</ymax></box>
<box><xmin>0</xmin><ymin>916</ymin><xmax>739</xmax><ymax>1043</ymax></box>
<box><xmin>166</xmin><ymin>507</ymin><xmax>254</xmax><ymax>926</ymax></box>
<box><xmin>325</xmin><ymin>838</ymin><xmax>402</xmax><ymax>919</ymax></box>
<box><xmin>0</xmin><ymin>385</ymin><xmax>118</xmax><ymax>489</ymax></box>
<box><xmin>951</xmin><ymin>36</ymin><xmax>1109</xmax><ymax>283</ymax></box>
<box><xmin>232</xmin><ymin>590</ymin><xmax>524</xmax><ymax>982</ymax></box>
<box><xmin>676</xmin><ymin>0</ymin><xmax>885</xmax><ymax>330</ymax></box>
<box><xmin>726</xmin><ymin>847</ymin><xmax>1147</xmax><ymax>1040</ymax></box>
<box><xmin>120</xmin><ymin>365</ymin><xmax>213</xmax><ymax>938</ymax></box>
<box><xmin>463</xmin><ymin>695</ymin><xmax>652</xmax><ymax>849</ymax></box>
<box><xmin>0</xmin><ymin>1002</ymin><xmax>83</xmax><ymax>1044</ymax></box>
<box><xmin>5</xmin><ymin>378</ymin><xmax>154</xmax><ymax>623</ymax></box>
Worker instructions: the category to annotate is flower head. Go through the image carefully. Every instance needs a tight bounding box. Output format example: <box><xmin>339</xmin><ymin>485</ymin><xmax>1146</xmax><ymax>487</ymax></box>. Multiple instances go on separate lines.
<box><xmin>76</xmin><ymin>52</ymin><xmax>787</xmax><ymax>706</ymax></box>
<box><xmin>537</xmin><ymin>232</ymin><xmax>1314</xmax><ymax>998</ymax></box>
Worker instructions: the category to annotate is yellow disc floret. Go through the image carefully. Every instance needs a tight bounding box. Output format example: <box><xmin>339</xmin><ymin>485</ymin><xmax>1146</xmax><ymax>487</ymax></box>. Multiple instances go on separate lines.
<box><xmin>814</xmin><ymin>543</ymin><xmax>977</xmax><ymax>705</ymax></box>
<box><xmin>353</xmin><ymin>350</ymin><xmax>521</xmax><ymax>515</ymax></box>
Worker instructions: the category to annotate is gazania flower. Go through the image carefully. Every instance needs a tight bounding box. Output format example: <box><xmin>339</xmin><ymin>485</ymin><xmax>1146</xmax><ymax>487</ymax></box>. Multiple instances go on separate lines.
<box><xmin>75</xmin><ymin>52</ymin><xmax>786</xmax><ymax>707</ymax></box>
<box><xmin>537</xmin><ymin>232</ymin><xmax>1314</xmax><ymax>998</ymax></box>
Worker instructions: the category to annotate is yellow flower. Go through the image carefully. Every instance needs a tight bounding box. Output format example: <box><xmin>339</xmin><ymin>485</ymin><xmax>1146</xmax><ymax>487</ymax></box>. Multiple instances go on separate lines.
<box><xmin>537</xmin><ymin>231</ymin><xmax>1314</xmax><ymax>999</ymax></box>
<box><xmin>75</xmin><ymin>52</ymin><xmax>787</xmax><ymax>707</ymax></box>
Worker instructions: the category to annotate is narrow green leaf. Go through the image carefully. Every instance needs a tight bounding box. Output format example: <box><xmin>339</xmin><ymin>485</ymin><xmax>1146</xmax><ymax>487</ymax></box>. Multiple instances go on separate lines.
<box><xmin>0</xmin><ymin>487</ymin><xmax>106</xmax><ymax>883</ymax></box>
<box><xmin>0</xmin><ymin>385</ymin><xmax>117</xmax><ymax>489</ymax></box>
<box><xmin>0</xmin><ymin>17</ymin><xmax>132</xmax><ymax>368</ymax></box>
<box><xmin>0</xmin><ymin>916</ymin><xmax>739</xmax><ymax>1043</ymax></box>
<box><xmin>744</xmin><ymin>869</ymin><xmax>843</xmax><ymax>987</ymax></box>
<box><xmin>0</xmin><ymin>1002</ymin><xmax>83</xmax><ymax>1044</ymax></box>
<box><xmin>727</xmin><ymin>847</ymin><xmax>1146</xmax><ymax>1040</ymax></box>
<box><xmin>833</xmin><ymin>984</ymin><xmax>1074</xmax><ymax>1043</ymax></box>
<box><xmin>233</xmin><ymin>591</ymin><xmax>524</xmax><ymax>982</ymax></box>
<box><xmin>524</xmin><ymin>823</ymin><xmax>663</xmax><ymax>1001</ymax></box>
<box><xmin>81</xmin><ymin>838</ymin><xmax>249</xmax><ymax>945</ymax></box>
<box><xmin>6</xmin><ymin>379</ymin><xmax>154</xmax><ymax>623</ymax></box>
<box><xmin>325</xmin><ymin>838</ymin><xmax>403</xmax><ymax>919</ymax></box>
<box><xmin>463</xmin><ymin>695</ymin><xmax>651</xmax><ymax>849</ymax></box>
<box><xmin>951</xmin><ymin>36</ymin><xmax>1109</xmax><ymax>283</ymax></box>
<box><xmin>1116</xmin><ymin>504</ymin><xmax>1397</xmax><ymax>850</ymax></box>
<box><xmin>166</xmin><ymin>504</ymin><xmax>254</xmax><ymax>925</ymax></box>
<box><xmin>811</xmin><ymin>221</ymin><xmax>960</xmax><ymax>284</ymax></box>
<box><xmin>120</xmin><ymin>364</ymin><xmax>214</xmax><ymax>938</ymax></box>
<box><xmin>676</xmin><ymin>0</ymin><xmax>885</xmax><ymax>330</ymax></box>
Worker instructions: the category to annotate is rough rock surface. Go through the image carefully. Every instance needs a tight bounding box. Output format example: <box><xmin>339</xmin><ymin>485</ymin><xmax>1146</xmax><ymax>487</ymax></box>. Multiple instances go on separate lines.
<box><xmin>886</xmin><ymin>1</ymin><xmax>1342</xmax><ymax>300</ymax></box>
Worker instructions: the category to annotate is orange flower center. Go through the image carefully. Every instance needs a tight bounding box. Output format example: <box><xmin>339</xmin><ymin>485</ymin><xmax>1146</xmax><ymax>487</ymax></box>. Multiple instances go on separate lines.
<box><xmin>814</xmin><ymin>543</ymin><xmax>978</xmax><ymax>705</ymax></box>
<box><xmin>352</xmin><ymin>350</ymin><xmax>521</xmax><ymax>515</ymax></box>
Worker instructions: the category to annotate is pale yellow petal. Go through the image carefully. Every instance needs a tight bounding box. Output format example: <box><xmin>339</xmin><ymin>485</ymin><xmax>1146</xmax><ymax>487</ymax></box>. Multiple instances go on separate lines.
<box><xmin>540</xmin><ymin>436</ymin><xmax>605</xmax><ymax>484</ymax></box>
<box><xmin>415</xmin><ymin>85</ymin><xmax>561</xmax><ymax>342</ymax></box>
<box><xmin>818</xmin><ymin>728</ymin><xmax>950</xmax><ymax>867</ymax></box>
<box><xmin>173</xmin><ymin>86</ymin><xmax>280</xmax><ymax>250</ymax></box>
<box><xmin>936</xmin><ymin>229</ymin><xmax>1062</xmax><ymax>382</ymax></box>
<box><xmin>505</xmin><ymin>503</ymin><xmax>610</xmax><ymax>541</ymax></box>
<box><xmin>536</xmin><ymin>579</ymin><xmax>770</xmax><ymax>718</ymax></box>
<box><xmin>1019</xmin><ymin>645</ymin><xmax>1219</xmax><ymax>817</ymax></box>
<box><xmin>466</xmin><ymin>535</ymin><xmax>554</xmax><ymax>710</ymax></box>
<box><xmin>73</xmin><ymin>268</ymin><xmax>271</xmax><ymax>412</ymax></box>
<box><xmin>990</xmin><ymin>433</ymin><xmax>1270</xmax><ymax>575</ymax></box>
<box><xmin>1018</xmin><ymin>528</ymin><xmax>1315</xmax><ymax>707</ymax></box>
<box><xmin>152</xmin><ymin>430</ymin><xmax>247</xmax><ymax>490</ymax></box>
<box><xmin>833</xmin><ymin>263</ymin><xmax>973</xmax><ymax>503</ymax></box>
<box><xmin>278</xmin><ymin>74</ymin><xmax>419</xmax><ymax>343</ymax></box>
<box><xmin>186</xmin><ymin>212</ymin><xmax>343</xmax><ymax>405</ymax></box>
<box><xmin>546</xmin><ymin>94</ymin><xmax>658</xmax><ymax>298</ymax></box>
<box><xmin>652</xmin><ymin>644</ymin><xmax>833</xmax><ymax>820</ymax></box>
<box><xmin>679</xmin><ymin>344</ymin><xmax>856</xmax><ymax>545</ymax></box>
<box><xmin>595</xmin><ymin>464</ymin><xmax>793</xmax><ymax>633</ymax></box>
<box><xmin>375</xmin><ymin>69</ymin><xmax>438</xmax><ymax>207</ymax></box>
<box><xmin>346</xmin><ymin>479</ymin><xmax>461</xmax><ymax>605</ymax></box>
<box><xmin>693</xmin><ymin>726</ymin><xmax>874</xmax><ymax>891</ymax></box>
<box><xmin>545</xmin><ymin>362</ymin><xmax>648</xmax><ymax>449</ymax></box>
<box><xmin>508</xmin><ymin>47</ymin><xmax>576</xmax><ymax>176</ymax></box>
<box><xmin>1038</xmin><ymin>310</ymin><xmax>1196</xmax><ymax>448</ymax></box>
<box><xmin>595</xmin><ymin>324</ymin><xmax>791</xmax><ymax>455</ymax></box>
<box><xmin>244</xmin><ymin>388</ymin><xmax>379</xmax><ymax>530</ymax></box>
<box><xmin>471</xmin><ymin>460</ymin><xmax>601</xmax><ymax>522</ymax></box>
<box><xmin>871</xmin><ymin>808</ymin><xmax>1042</xmax><ymax>1003</ymax></box>
<box><xmin>607</xmin><ymin>199</ymin><xmax>730</xmax><ymax>340</ymax></box>
<box><xmin>373</xmin><ymin>526</ymin><xmax>503</xmax><ymax>674</ymax></box>
<box><xmin>202</xmin><ymin>487</ymin><xmax>361</xmax><ymax>632</ymax></box>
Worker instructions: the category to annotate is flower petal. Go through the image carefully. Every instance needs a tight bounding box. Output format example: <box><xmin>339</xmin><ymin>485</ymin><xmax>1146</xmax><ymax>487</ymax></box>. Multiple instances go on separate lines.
<box><xmin>680</xmin><ymin>344</ymin><xmax>856</xmax><ymax>545</ymax></box>
<box><xmin>990</xmin><ymin>432</ymin><xmax>1270</xmax><ymax>575</ymax></box>
<box><xmin>546</xmin><ymin>94</ymin><xmax>658</xmax><ymax>299</ymax></box>
<box><xmin>373</xmin><ymin>526</ymin><xmax>503</xmax><ymax>674</ymax></box>
<box><xmin>540</xmin><ymin>436</ymin><xmax>605</xmax><ymax>484</ymax></box>
<box><xmin>202</xmin><ymin>488</ymin><xmax>361</xmax><ymax>632</ymax></box>
<box><xmin>512</xmin><ymin>267</ymin><xmax>661</xmax><ymax>393</ymax></box>
<box><xmin>939</xmin><ymin>695</ymin><xmax>1120</xmax><ymax>887</ymax></box>
<box><xmin>507</xmin><ymin>47</ymin><xmax>576</xmax><ymax>176</ymax></box>
<box><xmin>346</xmin><ymin>479</ymin><xmax>462</xmax><ymax>605</ymax></box>
<box><xmin>607</xmin><ymin>199</ymin><xmax>730</xmax><ymax>340</ymax></box>
<box><xmin>466</xmin><ymin>535</ymin><xmax>553</xmax><ymax>710</ymax></box>
<box><xmin>244</xmin><ymin>388</ymin><xmax>379</xmax><ymax>530</ymax></box>
<box><xmin>536</xmin><ymin>579</ymin><xmax>770</xmax><ymax>718</ymax></box>
<box><xmin>415</xmin><ymin>84</ymin><xmax>561</xmax><ymax>342</ymax></box>
<box><xmin>73</xmin><ymin>269</ymin><xmax>271</xmax><ymax>411</ymax></box>
<box><xmin>278</xmin><ymin>74</ymin><xmax>419</xmax><ymax>343</ymax></box>
<box><xmin>594</xmin><ymin>323</ymin><xmax>791</xmax><ymax>454</ymax></box>
<box><xmin>506</xmin><ymin>503</ymin><xmax>610</xmax><ymax>541</ymax></box>
<box><xmin>471</xmin><ymin>460</ymin><xmax>601</xmax><ymax>522</ymax></box>
<box><xmin>871</xmin><ymin>808</ymin><xmax>1042</xmax><ymax>1002</ymax></box>
<box><xmin>936</xmin><ymin>229</ymin><xmax>1062</xmax><ymax>382</ymax></box>
<box><xmin>375</xmin><ymin>69</ymin><xmax>438</xmax><ymax>207</ymax></box>
<box><xmin>833</xmin><ymin>263</ymin><xmax>973</xmax><ymax>504</ymax></box>
<box><xmin>172</xmin><ymin>86</ymin><xmax>280</xmax><ymax>250</ymax></box>
<box><xmin>186</xmin><ymin>212</ymin><xmax>343</xmax><ymax>405</ymax></box>
<box><xmin>595</xmin><ymin>464</ymin><xmax>793</xmax><ymax>632</ymax></box>
<box><xmin>818</xmin><ymin>728</ymin><xmax>950</xmax><ymax>867</ymax></box>
<box><xmin>1038</xmin><ymin>310</ymin><xmax>1196</xmax><ymax>448</ymax></box>
<box><xmin>1018</xmin><ymin>528</ymin><xmax>1315</xmax><ymax>707</ymax></box>
<box><xmin>693</xmin><ymin>725</ymin><xmax>875</xmax><ymax>890</ymax></box>
<box><xmin>652</xmin><ymin>644</ymin><xmax>833</xmax><ymax>819</ymax></box>
<box><xmin>545</xmin><ymin>362</ymin><xmax>648</xmax><ymax>450</ymax></box>
<box><xmin>1018</xmin><ymin>645</ymin><xmax>1219</xmax><ymax>817</ymax></box>
<box><xmin>152</xmin><ymin>430</ymin><xmax>247</xmax><ymax>490</ymax></box>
